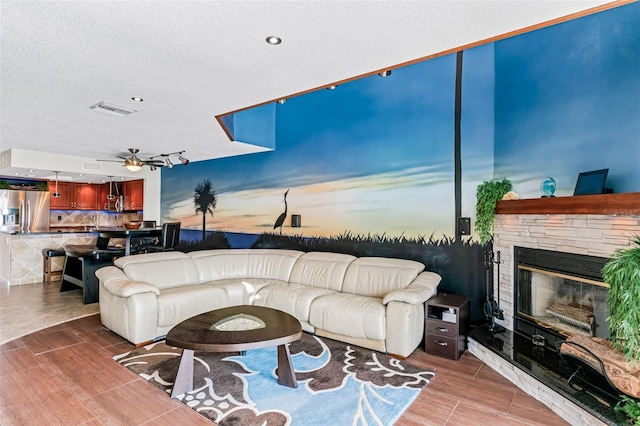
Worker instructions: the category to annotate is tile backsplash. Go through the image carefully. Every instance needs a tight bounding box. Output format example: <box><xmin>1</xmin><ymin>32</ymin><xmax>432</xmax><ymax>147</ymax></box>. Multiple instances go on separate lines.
<box><xmin>50</xmin><ymin>210</ymin><xmax>143</xmax><ymax>228</ymax></box>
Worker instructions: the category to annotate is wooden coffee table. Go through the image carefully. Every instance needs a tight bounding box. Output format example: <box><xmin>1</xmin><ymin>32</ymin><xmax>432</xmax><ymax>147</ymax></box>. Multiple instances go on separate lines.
<box><xmin>165</xmin><ymin>305</ymin><xmax>302</xmax><ymax>398</ymax></box>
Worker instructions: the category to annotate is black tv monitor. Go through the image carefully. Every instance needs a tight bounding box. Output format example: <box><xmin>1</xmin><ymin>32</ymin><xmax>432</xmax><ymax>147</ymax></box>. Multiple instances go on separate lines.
<box><xmin>573</xmin><ymin>169</ymin><xmax>608</xmax><ymax>196</ymax></box>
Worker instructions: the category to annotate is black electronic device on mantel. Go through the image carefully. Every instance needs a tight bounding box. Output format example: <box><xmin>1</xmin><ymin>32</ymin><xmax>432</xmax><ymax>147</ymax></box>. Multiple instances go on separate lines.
<box><xmin>573</xmin><ymin>168</ymin><xmax>609</xmax><ymax>195</ymax></box>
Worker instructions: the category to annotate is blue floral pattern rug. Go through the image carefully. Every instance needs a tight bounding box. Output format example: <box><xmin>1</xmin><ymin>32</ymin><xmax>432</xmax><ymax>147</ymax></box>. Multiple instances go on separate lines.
<box><xmin>115</xmin><ymin>333</ymin><xmax>434</xmax><ymax>425</ymax></box>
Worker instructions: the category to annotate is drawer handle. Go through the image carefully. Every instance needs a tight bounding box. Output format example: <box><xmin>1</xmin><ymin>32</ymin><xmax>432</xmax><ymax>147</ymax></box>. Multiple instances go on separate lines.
<box><xmin>435</xmin><ymin>340</ymin><xmax>448</xmax><ymax>347</ymax></box>
<box><xmin>436</xmin><ymin>327</ymin><xmax>448</xmax><ymax>332</ymax></box>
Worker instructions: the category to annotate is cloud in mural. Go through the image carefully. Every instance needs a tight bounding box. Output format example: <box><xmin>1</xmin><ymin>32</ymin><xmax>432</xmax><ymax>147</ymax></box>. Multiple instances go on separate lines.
<box><xmin>164</xmin><ymin>167</ymin><xmax>455</xmax><ymax>238</ymax></box>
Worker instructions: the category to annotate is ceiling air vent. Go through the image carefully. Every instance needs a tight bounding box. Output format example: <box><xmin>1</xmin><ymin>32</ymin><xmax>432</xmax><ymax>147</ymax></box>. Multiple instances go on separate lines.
<box><xmin>89</xmin><ymin>101</ymin><xmax>137</xmax><ymax>117</ymax></box>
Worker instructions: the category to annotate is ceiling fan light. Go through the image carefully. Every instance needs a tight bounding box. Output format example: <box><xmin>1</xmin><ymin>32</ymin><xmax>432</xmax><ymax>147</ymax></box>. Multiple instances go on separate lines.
<box><xmin>126</xmin><ymin>164</ymin><xmax>142</xmax><ymax>172</ymax></box>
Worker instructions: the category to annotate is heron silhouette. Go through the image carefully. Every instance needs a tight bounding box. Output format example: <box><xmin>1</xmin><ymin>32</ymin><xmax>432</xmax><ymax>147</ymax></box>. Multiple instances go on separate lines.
<box><xmin>273</xmin><ymin>189</ymin><xmax>289</xmax><ymax>234</ymax></box>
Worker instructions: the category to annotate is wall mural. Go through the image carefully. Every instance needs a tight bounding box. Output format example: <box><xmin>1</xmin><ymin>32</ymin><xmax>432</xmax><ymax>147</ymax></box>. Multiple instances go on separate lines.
<box><xmin>160</xmin><ymin>3</ymin><xmax>639</xmax><ymax>324</ymax></box>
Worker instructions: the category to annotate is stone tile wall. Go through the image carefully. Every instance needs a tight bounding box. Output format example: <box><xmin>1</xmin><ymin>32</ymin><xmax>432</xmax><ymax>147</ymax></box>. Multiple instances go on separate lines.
<box><xmin>492</xmin><ymin>214</ymin><xmax>640</xmax><ymax>331</ymax></box>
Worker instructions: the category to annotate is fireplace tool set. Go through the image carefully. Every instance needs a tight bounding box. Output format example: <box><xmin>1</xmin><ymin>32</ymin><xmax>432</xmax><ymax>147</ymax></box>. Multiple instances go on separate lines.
<box><xmin>484</xmin><ymin>249</ymin><xmax>506</xmax><ymax>333</ymax></box>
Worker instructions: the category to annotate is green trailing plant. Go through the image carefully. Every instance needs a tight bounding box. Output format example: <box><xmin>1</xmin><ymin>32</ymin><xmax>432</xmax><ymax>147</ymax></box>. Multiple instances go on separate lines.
<box><xmin>615</xmin><ymin>395</ymin><xmax>640</xmax><ymax>425</ymax></box>
<box><xmin>474</xmin><ymin>178</ymin><xmax>512</xmax><ymax>245</ymax></box>
<box><xmin>603</xmin><ymin>235</ymin><xmax>640</xmax><ymax>365</ymax></box>
<box><xmin>0</xmin><ymin>180</ymin><xmax>10</xmax><ymax>189</ymax></box>
<box><xmin>35</xmin><ymin>181</ymin><xmax>48</xmax><ymax>191</ymax></box>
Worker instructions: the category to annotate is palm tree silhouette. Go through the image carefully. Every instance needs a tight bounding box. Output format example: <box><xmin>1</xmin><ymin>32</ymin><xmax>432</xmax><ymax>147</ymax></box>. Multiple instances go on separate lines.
<box><xmin>193</xmin><ymin>178</ymin><xmax>217</xmax><ymax>242</ymax></box>
<box><xmin>273</xmin><ymin>189</ymin><xmax>289</xmax><ymax>234</ymax></box>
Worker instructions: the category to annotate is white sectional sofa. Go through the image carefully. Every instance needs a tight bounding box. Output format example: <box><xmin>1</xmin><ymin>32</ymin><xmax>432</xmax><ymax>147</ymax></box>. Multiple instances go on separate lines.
<box><xmin>95</xmin><ymin>249</ymin><xmax>441</xmax><ymax>357</ymax></box>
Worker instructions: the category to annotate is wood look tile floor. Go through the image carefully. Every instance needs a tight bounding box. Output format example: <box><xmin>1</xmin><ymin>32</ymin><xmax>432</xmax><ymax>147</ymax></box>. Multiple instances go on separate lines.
<box><xmin>0</xmin><ymin>281</ymin><xmax>568</xmax><ymax>425</ymax></box>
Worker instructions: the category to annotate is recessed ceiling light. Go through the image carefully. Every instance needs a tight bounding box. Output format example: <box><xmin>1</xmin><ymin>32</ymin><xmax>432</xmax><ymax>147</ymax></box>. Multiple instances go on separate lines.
<box><xmin>131</xmin><ymin>97</ymin><xmax>143</xmax><ymax>102</ymax></box>
<box><xmin>277</xmin><ymin>98</ymin><xmax>286</xmax><ymax>104</ymax></box>
<box><xmin>266</xmin><ymin>36</ymin><xmax>282</xmax><ymax>45</ymax></box>
<box><xmin>327</xmin><ymin>85</ymin><xmax>337</xmax><ymax>90</ymax></box>
<box><xmin>378</xmin><ymin>70</ymin><xmax>392</xmax><ymax>77</ymax></box>
<box><xmin>28</xmin><ymin>169</ymin><xmax>34</xmax><ymax>172</ymax></box>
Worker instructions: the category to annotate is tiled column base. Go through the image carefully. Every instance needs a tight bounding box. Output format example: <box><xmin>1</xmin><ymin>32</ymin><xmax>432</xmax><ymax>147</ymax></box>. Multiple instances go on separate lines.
<box><xmin>468</xmin><ymin>337</ymin><xmax>606</xmax><ymax>426</ymax></box>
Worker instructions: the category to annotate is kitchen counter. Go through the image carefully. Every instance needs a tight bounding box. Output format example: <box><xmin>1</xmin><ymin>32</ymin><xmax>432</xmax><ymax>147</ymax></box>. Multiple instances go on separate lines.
<box><xmin>0</xmin><ymin>229</ymin><xmax>95</xmax><ymax>235</ymax></box>
<box><xmin>0</xmin><ymin>231</ymin><xmax>97</xmax><ymax>286</ymax></box>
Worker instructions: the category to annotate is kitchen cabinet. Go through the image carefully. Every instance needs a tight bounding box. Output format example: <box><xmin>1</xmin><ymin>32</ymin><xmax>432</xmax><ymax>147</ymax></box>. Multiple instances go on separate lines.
<box><xmin>122</xmin><ymin>179</ymin><xmax>144</xmax><ymax>211</ymax></box>
<box><xmin>98</xmin><ymin>182</ymin><xmax>122</xmax><ymax>210</ymax></box>
<box><xmin>49</xmin><ymin>181</ymin><xmax>74</xmax><ymax>209</ymax></box>
<box><xmin>48</xmin><ymin>182</ymin><xmax>98</xmax><ymax>210</ymax></box>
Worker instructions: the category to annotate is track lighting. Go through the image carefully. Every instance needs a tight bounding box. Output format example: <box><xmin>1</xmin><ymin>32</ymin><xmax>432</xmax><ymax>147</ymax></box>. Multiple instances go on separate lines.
<box><xmin>178</xmin><ymin>155</ymin><xmax>189</xmax><ymax>165</ymax></box>
<box><xmin>165</xmin><ymin>158</ymin><xmax>174</xmax><ymax>168</ymax></box>
<box><xmin>378</xmin><ymin>70</ymin><xmax>392</xmax><ymax>77</ymax></box>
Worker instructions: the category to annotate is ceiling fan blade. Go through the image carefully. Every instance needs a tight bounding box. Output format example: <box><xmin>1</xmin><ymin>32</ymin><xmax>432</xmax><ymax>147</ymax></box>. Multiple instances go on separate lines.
<box><xmin>96</xmin><ymin>159</ymin><xmax>124</xmax><ymax>163</ymax></box>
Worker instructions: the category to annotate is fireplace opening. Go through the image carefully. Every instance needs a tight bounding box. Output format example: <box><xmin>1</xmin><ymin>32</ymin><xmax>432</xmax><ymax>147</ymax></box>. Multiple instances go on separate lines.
<box><xmin>514</xmin><ymin>247</ymin><xmax>610</xmax><ymax>350</ymax></box>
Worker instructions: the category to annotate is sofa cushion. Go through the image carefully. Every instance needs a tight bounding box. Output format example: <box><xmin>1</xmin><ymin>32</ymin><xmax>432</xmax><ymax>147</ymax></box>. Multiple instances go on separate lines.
<box><xmin>202</xmin><ymin>278</ymin><xmax>285</xmax><ymax>305</ymax></box>
<box><xmin>309</xmin><ymin>293</ymin><xmax>386</xmax><ymax>341</ymax></box>
<box><xmin>253</xmin><ymin>283</ymin><xmax>335</xmax><ymax>322</ymax></box>
<box><xmin>156</xmin><ymin>284</ymin><xmax>230</xmax><ymax>328</ymax></box>
<box><xmin>341</xmin><ymin>257</ymin><xmax>424</xmax><ymax>298</ymax></box>
<box><xmin>114</xmin><ymin>252</ymin><xmax>200</xmax><ymax>290</ymax></box>
<box><xmin>289</xmin><ymin>252</ymin><xmax>356</xmax><ymax>291</ymax></box>
<box><xmin>189</xmin><ymin>249</ymin><xmax>303</xmax><ymax>283</ymax></box>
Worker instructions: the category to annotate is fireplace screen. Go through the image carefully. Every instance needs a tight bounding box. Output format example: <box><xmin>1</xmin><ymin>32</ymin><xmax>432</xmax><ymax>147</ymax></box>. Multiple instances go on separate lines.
<box><xmin>515</xmin><ymin>247</ymin><xmax>610</xmax><ymax>340</ymax></box>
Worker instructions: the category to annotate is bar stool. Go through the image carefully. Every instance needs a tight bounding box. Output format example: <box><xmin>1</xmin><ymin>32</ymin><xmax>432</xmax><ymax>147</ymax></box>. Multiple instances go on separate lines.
<box><xmin>42</xmin><ymin>248</ymin><xmax>65</xmax><ymax>283</ymax></box>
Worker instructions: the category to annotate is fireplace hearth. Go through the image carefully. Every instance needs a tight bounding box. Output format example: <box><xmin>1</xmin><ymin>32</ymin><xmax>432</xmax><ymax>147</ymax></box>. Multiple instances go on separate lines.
<box><xmin>469</xmin><ymin>327</ymin><xmax>626</xmax><ymax>425</ymax></box>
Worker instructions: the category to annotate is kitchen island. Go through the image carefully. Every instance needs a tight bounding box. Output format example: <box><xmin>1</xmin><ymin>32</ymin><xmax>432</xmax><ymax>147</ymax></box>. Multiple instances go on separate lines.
<box><xmin>0</xmin><ymin>230</ymin><xmax>96</xmax><ymax>286</ymax></box>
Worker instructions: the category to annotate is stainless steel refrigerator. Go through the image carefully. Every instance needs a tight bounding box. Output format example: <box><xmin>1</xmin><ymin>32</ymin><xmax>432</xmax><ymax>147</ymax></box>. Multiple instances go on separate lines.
<box><xmin>0</xmin><ymin>190</ymin><xmax>50</xmax><ymax>233</ymax></box>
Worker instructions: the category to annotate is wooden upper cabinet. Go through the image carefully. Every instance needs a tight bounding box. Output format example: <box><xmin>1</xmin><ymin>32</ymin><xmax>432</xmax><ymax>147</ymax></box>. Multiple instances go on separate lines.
<box><xmin>48</xmin><ymin>182</ymin><xmax>98</xmax><ymax>210</ymax></box>
<box><xmin>98</xmin><ymin>182</ymin><xmax>122</xmax><ymax>210</ymax></box>
<box><xmin>48</xmin><ymin>181</ymin><xmax>74</xmax><ymax>209</ymax></box>
<box><xmin>122</xmin><ymin>179</ymin><xmax>144</xmax><ymax>211</ymax></box>
<box><xmin>74</xmin><ymin>184</ymin><xmax>98</xmax><ymax>209</ymax></box>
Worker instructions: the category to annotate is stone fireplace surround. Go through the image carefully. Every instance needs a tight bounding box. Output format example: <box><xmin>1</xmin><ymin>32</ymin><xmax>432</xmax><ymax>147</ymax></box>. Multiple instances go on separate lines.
<box><xmin>467</xmin><ymin>192</ymin><xmax>640</xmax><ymax>425</ymax></box>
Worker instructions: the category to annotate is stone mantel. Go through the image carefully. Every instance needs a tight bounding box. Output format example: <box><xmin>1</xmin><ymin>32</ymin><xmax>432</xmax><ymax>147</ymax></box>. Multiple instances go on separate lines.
<box><xmin>496</xmin><ymin>192</ymin><xmax>640</xmax><ymax>216</ymax></box>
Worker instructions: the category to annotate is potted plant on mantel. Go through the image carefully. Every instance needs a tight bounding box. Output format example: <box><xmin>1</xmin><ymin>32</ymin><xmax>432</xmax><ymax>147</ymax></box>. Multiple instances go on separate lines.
<box><xmin>475</xmin><ymin>178</ymin><xmax>513</xmax><ymax>245</ymax></box>
<box><xmin>561</xmin><ymin>236</ymin><xmax>640</xmax><ymax>424</ymax></box>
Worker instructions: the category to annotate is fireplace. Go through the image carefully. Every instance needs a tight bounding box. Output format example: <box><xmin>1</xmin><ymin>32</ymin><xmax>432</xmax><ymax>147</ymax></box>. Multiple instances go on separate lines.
<box><xmin>513</xmin><ymin>247</ymin><xmax>610</xmax><ymax>350</ymax></box>
<box><xmin>466</xmin><ymin>193</ymin><xmax>640</xmax><ymax>425</ymax></box>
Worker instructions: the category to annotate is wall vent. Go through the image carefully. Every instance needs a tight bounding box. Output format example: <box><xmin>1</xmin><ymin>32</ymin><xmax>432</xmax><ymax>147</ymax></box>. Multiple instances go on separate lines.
<box><xmin>89</xmin><ymin>101</ymin><xmax>137</xmax><ymax>117</ymax></box>
<box><xmin>83</xmin><ymin>161</ymin><xmax>102</xmax><ymax>171</ymax></box>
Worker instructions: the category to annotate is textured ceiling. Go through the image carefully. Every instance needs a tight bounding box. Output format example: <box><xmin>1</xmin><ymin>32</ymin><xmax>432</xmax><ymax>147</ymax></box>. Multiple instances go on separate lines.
<box><xmin>0</xmin><ymin>1</ymin><xmax>618</xmax><ymax>181</ymax></box>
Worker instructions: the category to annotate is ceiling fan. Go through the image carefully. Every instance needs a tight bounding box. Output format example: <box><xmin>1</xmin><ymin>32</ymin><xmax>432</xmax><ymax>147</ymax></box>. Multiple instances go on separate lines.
<box><xmin>97</xmin><ymin>148</ymin><xmax>184</xmax><ymax>171</ymax></box>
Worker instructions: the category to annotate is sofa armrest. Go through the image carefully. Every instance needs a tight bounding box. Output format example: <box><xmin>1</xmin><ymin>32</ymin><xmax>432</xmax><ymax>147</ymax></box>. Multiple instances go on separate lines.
<box><xmin>382</xmin><ymin>271</ymin><xmax>441</xmax><ymax>305</ymax></box>
<box><xmin>96</xmin><ymin>266</ymin><xmax>160</xmax><ymax>298</ymax></box>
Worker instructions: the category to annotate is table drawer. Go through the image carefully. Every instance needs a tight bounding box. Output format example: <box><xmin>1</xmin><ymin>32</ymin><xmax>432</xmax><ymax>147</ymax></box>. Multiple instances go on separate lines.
<box><xmin>426</xmin><ymin>320</ymin><xmax>457</xmax><ymax>338</ymax></box>
<box><xmin>426</xmin><ymin>335</ymin><xmax>458</xmax><ymax>359</ymax></box>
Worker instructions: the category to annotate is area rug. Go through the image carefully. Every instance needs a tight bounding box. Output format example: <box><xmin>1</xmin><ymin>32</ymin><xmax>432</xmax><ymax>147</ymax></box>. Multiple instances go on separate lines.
<box><xmin>115</xmin><ymin>333</ymin><xmax>435</xmax><ymax>425</ymax></box>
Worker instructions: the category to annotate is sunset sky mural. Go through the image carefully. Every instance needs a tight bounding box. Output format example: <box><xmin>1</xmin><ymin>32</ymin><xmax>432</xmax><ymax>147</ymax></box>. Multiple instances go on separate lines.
<box><xmin>161</xmin><ymin>2</ymin><xmax>638</xmax><ymax>241</ymax></box>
